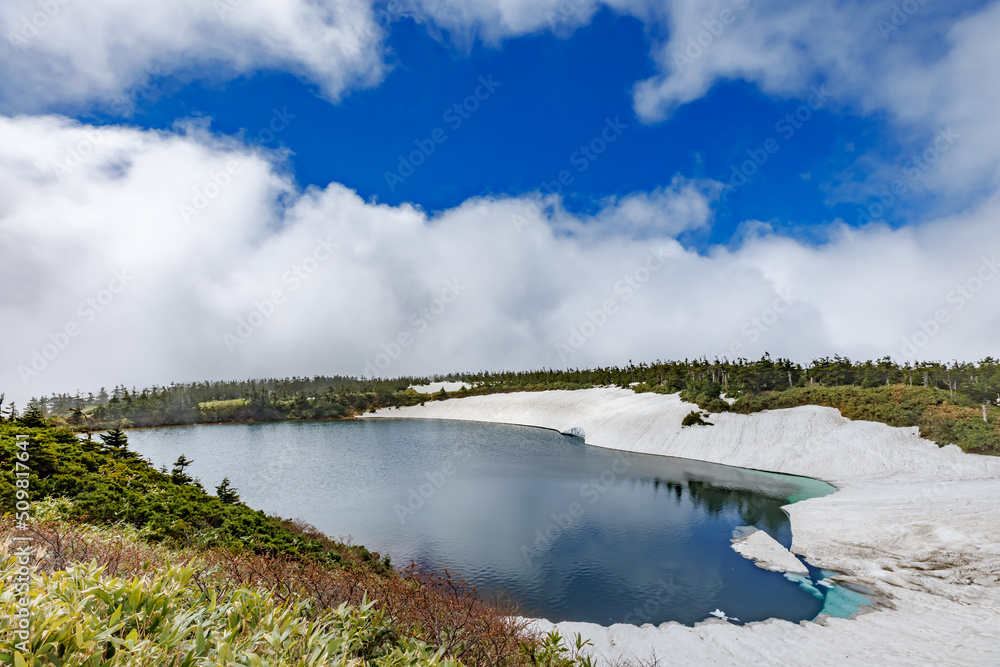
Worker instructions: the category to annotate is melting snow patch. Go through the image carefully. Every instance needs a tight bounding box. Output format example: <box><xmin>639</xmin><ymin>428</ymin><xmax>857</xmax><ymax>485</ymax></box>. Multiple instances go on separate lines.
<box><xmin>731</xmin><ymin>527</ymin><xmax>809</xmax><ymax>575</ymax></box>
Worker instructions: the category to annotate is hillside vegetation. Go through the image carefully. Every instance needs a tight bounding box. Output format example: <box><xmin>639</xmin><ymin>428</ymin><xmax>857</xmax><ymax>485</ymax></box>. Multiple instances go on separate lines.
<box><xmin>12</xmin><ymin>355</ymin><xmax>998</xmax><ymax>453</ymax></box>
<box><xmin>0</xmin><ymin>420</ymin><xmax>604</xmax><ymax>666</ymax></box>
<box><xmin>2</xmin><ymin>356</ymin><xmax>996</xmax><ymax>663</ymax></box>
<box><xmin>1</xmin><ymin>538</ymin><xmax>460</xmax><ymax>667</ymax></box>
<box><xmin>727</xmin><ymin>384</ymin><xmax>1000</xmax><ymax>454</ymax></box>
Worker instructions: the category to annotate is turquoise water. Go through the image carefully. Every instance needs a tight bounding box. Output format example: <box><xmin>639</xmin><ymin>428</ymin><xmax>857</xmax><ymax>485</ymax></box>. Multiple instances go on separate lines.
<box><xmin>127</xmin><ymin>418</ymin><xmax>865</xmax><ymax>626</ymax></box>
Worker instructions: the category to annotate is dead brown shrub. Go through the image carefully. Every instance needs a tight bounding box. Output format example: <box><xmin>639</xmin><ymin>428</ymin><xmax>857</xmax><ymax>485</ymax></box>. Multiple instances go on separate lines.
<box><xmin>1</xmin><ymin>519</ymin><xmax>545</xmax><ymax>666</ymax></box>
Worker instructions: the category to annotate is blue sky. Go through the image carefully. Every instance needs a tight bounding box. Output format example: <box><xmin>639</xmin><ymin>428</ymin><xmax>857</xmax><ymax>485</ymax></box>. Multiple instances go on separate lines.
<box><xmin>2</xmin><ymin>0</ymin><xmax>999</xmax><ymax>399</ymax></box>
<box><xmin>78</xmin><ymin>9</ymin><xmax>885</xmax><ymax>247</ymax></box>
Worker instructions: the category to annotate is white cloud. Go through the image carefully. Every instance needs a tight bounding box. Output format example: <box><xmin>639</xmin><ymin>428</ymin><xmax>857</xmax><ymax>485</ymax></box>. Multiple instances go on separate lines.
<box><xmin>2</xmin><ymin>1</ymin><xmax>999</xmax><ymax>407</ymax></box>
<box><xmin>0</xmin><ymin>0</ymin><xmax>632</xmax><ymax>112</ymax></box>
<box><xmin>631</xmin><ymin>0</ymin><xmax>1000</xmax><ymax>208</ymax></box>
<box><xmin>2</xmin><ymin>0</ymin><xmax>995</xmax><ymax>213</ymax></box>
<box><xmin>403</xmin><ymin>0</ymin><xmax>605</xmax><ymax>43</ymax></box>
<box><xmin>632</xmin><ymin>0</ymin><xmax>871</xmax><ymax>122</ymax></box>
<box><xmin>0</xmin><ymin>0</ymin><xmax>385</xmax><ymax>112</ymax></box>
<box><xmin>3</xmin><ymin>116</ymin><xmax>999</xmax><ymax>406</ymax></box>
<box><xmin>584</xmin><ymin>177</ymin><xmax>720</xmax><ymax>239</ymax></box>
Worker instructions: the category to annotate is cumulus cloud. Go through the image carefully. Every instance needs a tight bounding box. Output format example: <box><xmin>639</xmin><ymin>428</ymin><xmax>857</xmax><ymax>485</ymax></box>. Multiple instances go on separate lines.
<box><xmin>402</xmin><ymin>0</ymin><xmax>605</xmax><ymax>43</ymax></box>
<box><xmin>0</xmin><ymin>0</ymin><xmax>634</xmax><ymax>112</ymax></box>
<box><xmin>632</xmin><ymin>0</ymin><xmax>872</xmax><ymax>122</ymax></box>
<box><xmin>0</xmin><ymin>0</ymin><xmax>385</xmax><ymax>112</ymax></box>
<box><xmin>2</xmin><ymin>1</ymin><xmax>1000</xmax><ymax>406</ymax></box>
<box><xmin>2</xmin><ymin>116</ymin><xmax>999</xmax><ymax>405</ymax></box>
<box><xmin>583</xmin><ymin>177</ymin><xmax>720</xmax><ymax>240</ymax></box>
<box><xmin>631</xmin><ymin>0</ymin><xmax>1000</xmax><ymax>209</ymax></box>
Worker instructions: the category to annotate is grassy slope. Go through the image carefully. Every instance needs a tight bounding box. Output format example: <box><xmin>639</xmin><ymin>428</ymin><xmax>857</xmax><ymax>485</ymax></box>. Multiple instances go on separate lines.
<box><xmin>729</xmin><ymin>385</ymin><xmax>1000</xmax><ymax>454</ymax></box>
<box><xmin>0</xmin><ymin>422</ymin><xmax>604</xmax><ymax>666</ymax></box>
<box><xmin>0</xmin><ymin>535</ymin><xmax>460</xmax><ymax>666</ymax></box>
<box><xmin>2</xmin><ymin>515</ymin><xmax>595</xmax><ymax>666</ymax></box>
<box><xmin>0</xmin><ymin>422</ymin><xmax>384</xmax><ymax>565</ymax></box>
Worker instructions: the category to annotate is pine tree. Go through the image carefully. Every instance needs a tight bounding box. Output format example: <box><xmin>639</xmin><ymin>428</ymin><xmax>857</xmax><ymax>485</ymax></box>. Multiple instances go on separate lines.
<box><xmin>171</xmin><ymin>455</ymin><xmax>195</xmax><ymax>485</ymax></box>
<box><xmin>17</xmin><ymin>406</ymin><xmax>46</xmax><ymax>428</ymax></box>
<box><xmin>215</xmin><ymin>477</ymin><xmax>240</xmax><ymax>504</ymax></box>
<box><xmin>99</xmin><ymin>425</ymin><xmax>137</xmax><ymax>459</ymax></box>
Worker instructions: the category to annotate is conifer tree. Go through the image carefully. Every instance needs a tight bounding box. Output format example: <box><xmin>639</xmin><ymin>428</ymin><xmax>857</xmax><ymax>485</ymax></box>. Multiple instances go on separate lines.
<box><xmin>171</xmin><ymin>455</ymin><xmax>195</xmax><ymax>485</ymax></box>
<box><xmin>215</xmin><ymin>477</ymin><xmax>240</xmax><ymax>504</ymax></box>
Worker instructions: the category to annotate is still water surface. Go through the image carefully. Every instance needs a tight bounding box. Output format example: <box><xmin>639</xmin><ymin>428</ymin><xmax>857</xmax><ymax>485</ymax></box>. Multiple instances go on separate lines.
<box><xmin>128</xmin><ymin>418</ymin><xmax>857</xmax><ymax>626</ymax></box>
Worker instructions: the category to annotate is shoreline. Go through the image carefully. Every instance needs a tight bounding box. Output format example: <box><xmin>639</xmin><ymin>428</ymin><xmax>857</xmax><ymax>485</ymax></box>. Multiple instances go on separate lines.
<box><xmin>369</xmin><ymin>387</ymin><xmax>1000</xmax><ymax>666</ymax></box>
<box><xmin>374</xmin><ymin>411</ymin><xmax>841</xmax><ymax>491</ymax></box>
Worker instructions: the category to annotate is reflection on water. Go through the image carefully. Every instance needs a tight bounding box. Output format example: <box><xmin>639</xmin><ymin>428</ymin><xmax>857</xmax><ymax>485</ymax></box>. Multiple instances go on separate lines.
<box><xmin>128</xmin><ymin>418</ymin><xmax>857</xmax><ymax>626</ymax></box>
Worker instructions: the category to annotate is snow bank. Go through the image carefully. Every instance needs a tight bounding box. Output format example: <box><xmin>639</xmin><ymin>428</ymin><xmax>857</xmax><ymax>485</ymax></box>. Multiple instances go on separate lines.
<box><xmin>732</xmin><ymin>528</ymin><xmax>809</xmax><ymax>575</ymax></box>
<box><xmin>369</xmin><ymin>387</ymin><xmax>1000</xmax><ymax>666</ymax></box>
<box><xmin>407</xmin><ymin>381</ymin><xmax>471</xmax><ymax>394</ymax></box>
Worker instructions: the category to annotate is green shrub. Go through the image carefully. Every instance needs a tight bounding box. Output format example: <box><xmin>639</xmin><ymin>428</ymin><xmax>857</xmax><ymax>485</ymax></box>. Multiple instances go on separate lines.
<box><xmin>681</xmin><ymin>411</ymin><xmax>712</xmax><ymax>427</ymax></box>
<box><xmin>730</xmin><ymin>385</ymin><xmax>1000</xmax><ymax>453</ymax></box>
<box><xmin>679</xmin><ymin>379</ymin><xmax>730</xmax><ymax>414</ymax></box>
<box><xmin>0</xmin><ymin>423</ymin><xmax>381</xmax><ymax>568</ymax></box>
<box><xmin>0</xmin><ymin>542</ymin><xmax>459</xmax><ymax>666</ymax></box>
